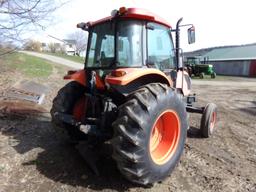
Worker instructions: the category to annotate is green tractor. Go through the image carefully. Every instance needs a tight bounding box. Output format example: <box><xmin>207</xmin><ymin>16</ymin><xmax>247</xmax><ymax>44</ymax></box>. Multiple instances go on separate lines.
<box><xmin>185</xmin><ymin>56</ymin><xmax>216</xmax><ymax>78</ymax></box>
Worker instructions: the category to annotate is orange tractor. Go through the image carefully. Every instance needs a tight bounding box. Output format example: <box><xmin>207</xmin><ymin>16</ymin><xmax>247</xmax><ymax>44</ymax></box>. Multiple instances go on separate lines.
<box><xmin>51</xmin><ymin>7</ymin><xmax>217</xmax><ymax>185</ymax></box>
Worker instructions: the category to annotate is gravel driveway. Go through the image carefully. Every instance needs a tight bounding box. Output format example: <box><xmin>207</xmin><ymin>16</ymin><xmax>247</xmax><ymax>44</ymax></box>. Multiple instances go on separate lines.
<box><xmin>21</xmin><ymin>51</ymin><xmax>83</xmax><ymax>69</ymax></box>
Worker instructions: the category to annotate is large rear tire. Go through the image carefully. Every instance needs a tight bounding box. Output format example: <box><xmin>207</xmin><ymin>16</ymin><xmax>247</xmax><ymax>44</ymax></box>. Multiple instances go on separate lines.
<box><xmin>50</xmin><ymin>81</ymin><xmax>87</xmax><ymax>142</ymax></box>
<box><xmin>112</xmin><ymin>83</ymin><xmax>188</xmax><ymax>185</ymax></box>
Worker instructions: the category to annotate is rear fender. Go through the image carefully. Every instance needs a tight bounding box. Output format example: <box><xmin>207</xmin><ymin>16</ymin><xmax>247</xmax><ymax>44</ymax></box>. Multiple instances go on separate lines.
<box><xmin>63</xmin><ymin>70</ymin><xmax>105</xmax><ymax>90</ymax></box>
<box><xmin>176</xmin><ymin>71</ymin><xmax>191</xmax><ymax>96</ymax></box>
<box><xmin>64</xmin><ymin>70</ymin><xmax>86</xmax><ymax>86</ymax></box>
<box><xmin>105</xmin><ymin>68</ymin><xmax>173</xmax><ymax>94</ymax></box>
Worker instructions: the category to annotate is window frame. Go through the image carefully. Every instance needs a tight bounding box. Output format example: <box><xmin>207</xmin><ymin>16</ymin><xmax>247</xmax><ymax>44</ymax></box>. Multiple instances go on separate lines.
<box><xmin>84</xmin><ymin>19</ymin><xmax>146</xmax><ymax>70</ymax></box>
<box><xmin>146</xmin><ymin>22</ymin><xmax>176</xmax><ymax>70</ymax></box>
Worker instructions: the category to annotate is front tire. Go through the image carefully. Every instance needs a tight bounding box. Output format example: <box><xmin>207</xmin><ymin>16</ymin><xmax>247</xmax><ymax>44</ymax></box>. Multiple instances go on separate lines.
<box><xmin>200</xmin><ymin>103</ymin><xmax>217</xmax><ymax>138</ymax></box>
<box><xmin>112</xmin><ymin>83</ymin><xmax>188</xmax><ymax>185</ymax></box>
<box><xmin>199</xmin><ymin>72</ymin><xmax>204</xmax><ymax>79</ymax></box>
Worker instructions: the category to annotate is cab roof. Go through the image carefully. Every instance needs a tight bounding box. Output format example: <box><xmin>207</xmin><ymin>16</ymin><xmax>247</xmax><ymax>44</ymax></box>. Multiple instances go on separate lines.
<box><xmin>90</xmin><ymin>7</ymin><xmax>171</xmax><ymax>28</ymax></box>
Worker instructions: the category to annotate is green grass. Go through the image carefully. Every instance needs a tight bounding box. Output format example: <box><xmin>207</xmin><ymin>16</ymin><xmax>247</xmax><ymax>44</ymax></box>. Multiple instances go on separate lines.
<box><xmin>44</xmin><ymin>52</ymin><xmax>85</xmax><ymax>63</ymax></box>
<box><xmin>1</xmin><ymin>52</ymin><xmax>53</xmax><ymax>77</ymax></box>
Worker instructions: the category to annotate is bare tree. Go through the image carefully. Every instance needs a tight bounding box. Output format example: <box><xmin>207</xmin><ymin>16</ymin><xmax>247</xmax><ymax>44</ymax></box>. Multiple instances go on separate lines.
<box><xmin>24</xmin><ymin>39</ymin><xmax>42</xmax><ymax>51</ymax></box>
<box><xmin>68</xmin><ymin>31</ymin><xmax>87</xmax><ymax>56</ymax></box>
<box><xmin>47</xmin><ymin>42</ymin><xmax>65</xmax><ymax>53</ymax></box>
<box><xmin>0</xmin><ymin>0</ymin><xmax>66</xmax><ymax>44</ymax></box>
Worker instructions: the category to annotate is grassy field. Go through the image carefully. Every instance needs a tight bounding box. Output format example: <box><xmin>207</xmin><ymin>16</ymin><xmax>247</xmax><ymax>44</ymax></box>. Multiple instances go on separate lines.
<box><xmin>45</xmin><ymin>52</ymin><xmax>85</xmax><ymax>63</ymax></box>
<box><xmin>0</xmin><ymin>52</ymin><xmax>54</xmax><ymax>77</ymax></box>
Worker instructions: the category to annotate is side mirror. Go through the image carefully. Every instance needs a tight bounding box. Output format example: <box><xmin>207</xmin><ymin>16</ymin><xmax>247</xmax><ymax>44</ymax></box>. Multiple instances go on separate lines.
<box><xmin>77</xmin><ymin>22</ymin><xmax>89</xmax><ymax>31</ymax></box>
<box><xmin>188</xmin><ymin>26</ymin><xmax>195</xmax><ymax>44</ymax></box>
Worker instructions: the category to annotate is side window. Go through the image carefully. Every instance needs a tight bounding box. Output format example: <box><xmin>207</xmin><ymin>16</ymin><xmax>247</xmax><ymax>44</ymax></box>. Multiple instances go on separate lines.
<box><xmin>147</xmin><ymin>23</ymin><xmax>175</xmax><ymax>70</ymax></box>
<box><xmin>100</xmin><ymin>35</ymin><xmax>114</xmax><ymax>58</ymax></box>
<box><xmin>87</xmin><ymin>33</ymin><xmax>97</xmax><ymax>67</ymax></box>
<box><xmin>118</xmin><ymin>21</ymin><xmax>143</xmax><ymax>66</ymax></box>
<box><xmin>118</xmin><ymin>37</ymin><xmax>130</xmax><ymax>66</ymax></box>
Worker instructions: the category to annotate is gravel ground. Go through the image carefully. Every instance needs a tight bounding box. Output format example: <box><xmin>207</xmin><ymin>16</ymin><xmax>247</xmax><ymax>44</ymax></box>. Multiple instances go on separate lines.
<box><xmin>0</xmin><ymin>61</ymin><xmax>256</xmax><ymax>192</ymax></box>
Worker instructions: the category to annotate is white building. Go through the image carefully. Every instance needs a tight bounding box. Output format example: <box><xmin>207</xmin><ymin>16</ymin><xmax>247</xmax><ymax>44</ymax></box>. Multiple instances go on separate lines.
<box><xmin>38</xmin><ymin>35</ymin><xmax>77</xmax><ymax>55</ymax></box>
<box><xmin>62</xmin><ymin>39</ymin><xmax>77</xmax><ymax>55</ymax></box>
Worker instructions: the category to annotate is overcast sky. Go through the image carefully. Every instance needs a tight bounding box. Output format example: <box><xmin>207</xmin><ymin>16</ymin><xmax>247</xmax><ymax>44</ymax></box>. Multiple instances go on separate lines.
<box><xmin>33</xmin><ymin>0</ymin><xmax>256</xmax><ymax>51</ymax></box>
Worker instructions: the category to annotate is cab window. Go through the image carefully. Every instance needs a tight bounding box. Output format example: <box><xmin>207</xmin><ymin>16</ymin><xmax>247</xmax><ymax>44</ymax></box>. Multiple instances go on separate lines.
<box><xmin>147</xmin><ymin>23</ymin><xmax>175</xmax><ymax>70</ymax></box>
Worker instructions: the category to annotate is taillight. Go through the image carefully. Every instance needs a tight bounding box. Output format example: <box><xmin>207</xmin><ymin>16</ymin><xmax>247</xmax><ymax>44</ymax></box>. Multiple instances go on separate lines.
<box><xmin>111</xmin><ymin>70</ymin><xmax>127</xmax><ymax>77</ymax></box>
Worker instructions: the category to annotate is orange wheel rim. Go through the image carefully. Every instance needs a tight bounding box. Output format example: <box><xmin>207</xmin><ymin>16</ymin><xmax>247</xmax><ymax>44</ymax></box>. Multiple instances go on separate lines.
<box><xmin>150</xmin><ymin>110</ymin><xmax>180</xmax><ymax>165</ymax></box>
<box><xmin>210</xmin><ymin>111</ymin><xmax>216</xmax><ymax>132</ymax></box>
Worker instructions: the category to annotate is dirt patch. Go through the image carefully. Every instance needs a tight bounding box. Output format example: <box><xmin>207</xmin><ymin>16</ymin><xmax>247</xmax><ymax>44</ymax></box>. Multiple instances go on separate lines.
<box><xmin>1</xmin><ymin>73</ymin><xmax>256</xmax><ymax>191</ymax></box>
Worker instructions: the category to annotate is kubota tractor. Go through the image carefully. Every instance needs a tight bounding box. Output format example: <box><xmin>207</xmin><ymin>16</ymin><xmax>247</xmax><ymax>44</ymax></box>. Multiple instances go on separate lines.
<box><xmin>51</xmin><ymin>7</ymin><xmax>217</xmax><ymax>186</ymax></box>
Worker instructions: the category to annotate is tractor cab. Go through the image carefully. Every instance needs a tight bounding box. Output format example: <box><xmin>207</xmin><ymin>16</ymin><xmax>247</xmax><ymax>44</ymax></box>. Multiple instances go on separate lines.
<box><xmin>85</xmin><ymin>19</ymin><xmax>175</xmax><ymax>72</ymax></box>
<box><xmin>76</xmin><ymin>7</ymin><xmax>195</xmax><ymax>93</ymax></box>
<box><xmin>79</xmin><ymin>8</ymin><xmax>176</xmax><ymax>70</ymax></box>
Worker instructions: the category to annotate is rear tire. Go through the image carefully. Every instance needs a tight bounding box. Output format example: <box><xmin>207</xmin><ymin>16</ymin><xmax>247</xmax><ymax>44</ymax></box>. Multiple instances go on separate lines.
<box><xmin>112</xmin><ymin>83</ymin><xmax>188</xmax><ymax>185</ymax></box>
<box><xmin>199</xmin><ymin>72</ymin><xmax>204</xmax><ymax>79</ymax></box>
<box><xmin>200</xmin><ymin>103</ymin><xmax>217</xmax><ymax>138</ymax></box>
<box><xmin>50</xmin><ymin>81</ymin><xmax>87</xmax><ymax>142</ymax></box>
<box><xmin>211</xmin><ymin>72</ymin><xmax>216</xmax><ymax>78</ymax></box>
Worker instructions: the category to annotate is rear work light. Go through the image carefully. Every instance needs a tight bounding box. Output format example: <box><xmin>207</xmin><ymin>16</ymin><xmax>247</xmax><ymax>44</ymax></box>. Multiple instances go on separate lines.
<box><xmin>111</xmin><ymin>70</ymin><xmax>127</xmax><ymax>77</ymax></box>
<box><xmin>119</xmin><ymin>7</ymin><xmax>127</xmax><ymax>15</ymax></box>
<box><xmin>111</xmin><ymin>7</ymin><xmax>127</xmax><ymax>17</ymax></box>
